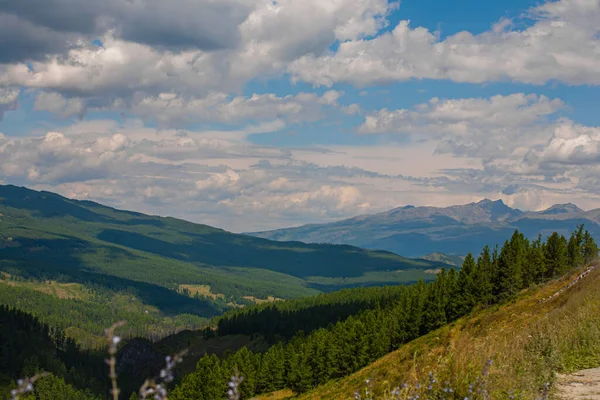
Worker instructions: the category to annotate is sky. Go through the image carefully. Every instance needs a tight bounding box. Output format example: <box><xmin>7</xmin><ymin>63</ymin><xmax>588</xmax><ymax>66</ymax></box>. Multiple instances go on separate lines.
<box><xmin>0</xmin><ymin>0</ymin><xmax>599</xmax><ymax>232</ymax></box>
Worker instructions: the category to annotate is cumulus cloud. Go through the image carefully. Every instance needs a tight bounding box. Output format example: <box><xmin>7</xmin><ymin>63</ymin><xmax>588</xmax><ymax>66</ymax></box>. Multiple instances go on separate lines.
<box><xmin>0</xmin><ymin>88</ymin><xmax>19</xmax><ymax>121</ymax></box>
<box><xmin>0</xmin><ymin>0</ymin><xmax>393</xmax><ymax>97</ymax></box>
<box><xmin>0</xmin><ymin>0</ymin><xmax>252</xmax><ymax>61</ymax></box>
<box><xmin>1</xmin><ymin>0</ymin><xmax>600</xmax><ymax>229</ymax></box>
<box><xmin>128</xmin><ymin>90</ymin><xmax>345</xmax><ymax>127</ymax></box>
<box><xmin>359</xmin><ymin>93</ymin><xmax>566</xmax><ymax>162</ymax></box>
<box><xmin>0</xmin><ymin>121</ymin><xmax>385</xmax><ymax>230</ymax></box>
<box><xmin>288</xmin><ymin>0</ymin><xmax>600</xmax><ymax>86</ymax></box>
<box><xmin>360</xmin><ymin>93</ymin><xmax>563</xmax><ymax>135</ymax></box>
<box><xmin>0</xmin><ymin>13</ymin><xmax>80</xmax><ymax>63</ymax></box>
<box><xmin>2</xmin><ymin>112</ymin><xmax>600</xmax><ymax>231</ymax></box>
<box><xmin>34</xmin><ymin>91</ymin><xmax>86</xmax><ymax>119</ymax></box>
<box><xmin>1</xmin><ymin>0</ymin><xmax>597</xmax><ymax>126</ymax></box>
<box><xmin>525</xmin><ymin>122</ymin><xmax>600</xmax><ymax>167</ymax></box>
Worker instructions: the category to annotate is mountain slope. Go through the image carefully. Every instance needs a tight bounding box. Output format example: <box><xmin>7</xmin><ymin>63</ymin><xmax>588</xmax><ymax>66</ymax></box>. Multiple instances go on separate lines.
<box><xmin>0</xmin><ymin>185</ymin><xmax>447</xmax><ymax>340</ymax></box>
<box><xmin>421</xmin><ymin>252</ymin><xmax>465</xmax><ymax>267</ymax></box>
<box><xmin>297</xmin><ymin>261</ymin><xmax>600</xmax><ymax>399</ymax></box>
<box><xmin>248</xmin><ymin>199</ymin><xmax>600</xmax><ymax>257</ymax></box>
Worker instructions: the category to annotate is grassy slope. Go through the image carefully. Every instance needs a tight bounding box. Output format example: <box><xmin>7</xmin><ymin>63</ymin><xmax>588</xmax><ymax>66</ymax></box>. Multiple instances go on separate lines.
<box><xmin>295</xmin><ymin>261</ymin><xmax>600</xmax><ymax>399</ymax></box>
<box><xmin>421</xmin><ymin>252</ymin><xmax>466</xmax><ymax>267</ymax></box>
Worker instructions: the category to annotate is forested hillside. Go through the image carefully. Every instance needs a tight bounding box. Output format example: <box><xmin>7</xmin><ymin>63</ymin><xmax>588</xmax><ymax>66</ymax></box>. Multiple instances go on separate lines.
<box><xmin>302</xmin><ymin>260</ymin><xmax>600</xmax><ymax>399</ymax></box>
<box><xmin>0</xmin><ymin>306</ymin><xmax>104</xmax><ymax>400</ymax></box>
<box><xmin>167</xmin><ymin>225</ymin><xmax>598</xmax><ymax>399</ymax></box>
<box><xmin>0</xmin><ymin>184</ymin><xmax>446</xmax><ymax>346</ymax></box>
<box><xmin>5</xmin><ymin>225</ymin><xmax>598</xmax><ymax>399</ymax></box>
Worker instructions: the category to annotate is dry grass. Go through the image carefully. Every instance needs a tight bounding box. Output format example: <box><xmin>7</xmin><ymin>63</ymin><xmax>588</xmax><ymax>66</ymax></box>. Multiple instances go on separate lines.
<box><xmin>178</xmin><ymin>284</ymin><xmax>225</xmax><ymax>300</ymax></box>
<box><xmin>252</xmin><ymin>389</ymin><xmax>296</xmax><ymax>399</ymax></box>
<box><xmin>242</xmin><ymin>295</ymin><xmax>282</xmax><ymax>304</ymax></box>
<box><xmin>297</xmin><ymin>261</ymin><xmax>600</xmax><ymax>399</ymax></box>
<box><xmin>0</xmin><ymin>279</ymin><xmax>90</xmax><ymax>300</ymax></box>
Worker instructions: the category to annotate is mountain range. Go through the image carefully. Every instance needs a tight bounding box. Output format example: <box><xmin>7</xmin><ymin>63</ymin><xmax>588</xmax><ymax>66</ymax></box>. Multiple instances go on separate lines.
<box><xmin>0</xmin><ymin>184</ymin><xmax>446</xmax><ymax>308</ymax></box>
<box><xmin>247</xmin><ymin>199</ymin><xmax>600</xmax><ymax>257</ymax></box>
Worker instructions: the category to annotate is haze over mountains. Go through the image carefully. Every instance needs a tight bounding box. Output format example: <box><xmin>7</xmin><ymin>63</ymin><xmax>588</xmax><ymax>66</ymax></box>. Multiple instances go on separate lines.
<box><xmin>248</xmin><ymin>199</ymin><xmax>600</xmax><ymax>257</ymax></box>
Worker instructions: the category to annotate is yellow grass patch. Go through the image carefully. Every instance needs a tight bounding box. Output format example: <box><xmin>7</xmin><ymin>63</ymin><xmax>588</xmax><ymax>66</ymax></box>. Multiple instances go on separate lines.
<box><xmin>0</xmin><ymin>279</ymin><xmax>89</xmax><ymax>300</ymax></box>
<box><xmin>242</xmin><ymin>295</ymin><xmax>282</xmax><ymax>304</ymax></box>
<box><xmin>252</xmin><ymin>389</ymin><xmax>295</xmax><ymax>399</ymax></box>
<box><xmin>179</xmin><ymin>284</ymin><xmax>225</xmax><ymax>300</ymax></box>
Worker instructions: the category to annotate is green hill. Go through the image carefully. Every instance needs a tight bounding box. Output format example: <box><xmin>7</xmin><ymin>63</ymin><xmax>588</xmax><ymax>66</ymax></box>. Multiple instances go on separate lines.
<box><xmin>299</xmin><ymin>261</ymin><xmax>600</xmax><ymax>399</ymax></box>
<box><xmin>0</xmin><ymin>184</ymin><xmax>447</xmax><ymax>344</ymax></box>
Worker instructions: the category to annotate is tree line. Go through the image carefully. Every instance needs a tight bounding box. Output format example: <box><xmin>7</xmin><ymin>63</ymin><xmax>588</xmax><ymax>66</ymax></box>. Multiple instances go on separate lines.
<box><xmin>171</xmin><ymin>226</ymin><xmax>598</xmax><ymax>399</ymax></box>
<box><xmin>0</xmin><ymin>305</ymin><xmax>104</xmax><ymax>399</ymax></box>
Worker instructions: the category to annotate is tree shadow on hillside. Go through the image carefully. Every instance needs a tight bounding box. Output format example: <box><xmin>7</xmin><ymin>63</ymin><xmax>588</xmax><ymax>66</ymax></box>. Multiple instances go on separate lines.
<box><xmin>0</xmin><ymin>235</ymin><xmax>222</xmax><ymax>317</ymax></box>
<box><xmin>97</xmin><ymin>228</ymin><xmax>423</xmax><ymax>278</ymax></box>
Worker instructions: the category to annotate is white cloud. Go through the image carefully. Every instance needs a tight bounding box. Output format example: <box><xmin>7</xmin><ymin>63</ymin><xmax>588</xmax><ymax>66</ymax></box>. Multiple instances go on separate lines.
<box><xmin>0</xmin><ymin>0</ymin><xmax>394</xmax><ymax>111</ymax></box>
<box><xmin>0</xmin><ymin>88</ymin><xmax>19</xmax><ymax>121</ymax></box>
<box><xmin>128</xmin><ymin>90</ymin><xmax>344</xmax><ymax>127</ymax></box>
<box><xmin>288</xmin><ymin>0</ymin><xmax>600</xmax><ymax>87</ymax></box>
<box><xmin>2</xmin><ymin>114</ymin><xmax>600</xmax><ymax>231</ymax></box>
<box><xmin>34</xmin><ymin>91</ymin><xmax>86</xmax><ymax>118</ymax></box>
<box><xmin>360</xmin><ymin>93</ymin><xmax>563</xmax><ymax>135</ymax></box>
<box><xmin>358</xmin><ymin>93</ymin><xmax>567</xmax><ymax>164</ymax></box>
<box><xmin>525</xmin><ymin>122</ymin><xmax>600</xmax><ymax>166</ymax></box>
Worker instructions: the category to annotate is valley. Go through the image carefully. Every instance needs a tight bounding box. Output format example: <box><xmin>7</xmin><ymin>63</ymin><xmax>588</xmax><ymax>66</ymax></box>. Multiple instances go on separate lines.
<box><xmin>1</xmin><ymin>184</ymin><xmax>598</xmax><ymax>400</ymax></box>
<box><xmin>0</xmin><ymin>184</ymin><xmax>447</xmax><ymax>346</ymax></box>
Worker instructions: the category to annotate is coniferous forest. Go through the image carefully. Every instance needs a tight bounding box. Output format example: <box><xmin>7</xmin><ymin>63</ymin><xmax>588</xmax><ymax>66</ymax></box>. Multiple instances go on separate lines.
<box><xmin>1</xmin><ymin>226</ymin><xmax>597</xmax><ymax>399</ymax></box>
<box><xmin>170</xmin><ymin>226</ymin><xmax>598</xmax><ymax>399</ymax></box>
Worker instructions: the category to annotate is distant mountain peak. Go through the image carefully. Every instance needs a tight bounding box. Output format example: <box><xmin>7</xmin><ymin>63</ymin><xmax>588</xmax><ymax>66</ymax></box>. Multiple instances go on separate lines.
<box><xmin>542</xmin><ymin>203</ymin><xmax>583</xmax><ymax>214</ymax></box>
<box><xmin>476</xmin><ymin>198</ymin><xmax>506</xmax><ymax>206</ymax></box>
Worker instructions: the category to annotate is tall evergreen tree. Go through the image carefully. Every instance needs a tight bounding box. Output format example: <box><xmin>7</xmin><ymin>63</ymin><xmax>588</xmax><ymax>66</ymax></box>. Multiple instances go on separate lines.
<box><xmin>421</xmin><ymin>269</ymin><xmax>449</xmax><ymax>334</ymax></box>
<box><xmin>582</xmin><ymin>230</ymin><xmax>599</xmax><ymax>263</ymax></box>
<box><xmin>567</xmin><ymin>224</ymin><xmax>585</xmax><ymax>268</ymax></box>
<box><xmin>474</xmin><ymin>246</ymin><xmax>493</xmax><ymax>306</ymax></box>
<box><xmin>528</xmin><ymin>234</ymin><xmax>547</xmax><ymax>283</ymax></box>
<box><xmin>453</xmin><ymin>254</ymin><xmax>478</xmax><ymax>316</ymax></box>
<box><xmin>545</xmin><ymin>232</ymin><xmax>568</xmax><ymax>277</ymax></box>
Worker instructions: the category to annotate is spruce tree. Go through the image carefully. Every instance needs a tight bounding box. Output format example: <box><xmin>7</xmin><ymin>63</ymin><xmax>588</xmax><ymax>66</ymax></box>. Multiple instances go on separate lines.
<box><xmin>454</xmin><ymin>253</ymin><xmax>478</xmax><ymax>315</ymax></box>
<box><xmin>475</xmin><ymin>245</ymin><xmax>493</xmax><ymax>306</ymax></box>
<box><xmin>528</xmin><ymin>234</ymin><xmax>547</xmax><ymax>283</ymax></box>
<box><xmin>582</xmin><ymin>230</ymin><xmax>599</xmax><ymax>263</ymax></box>
<box><xmin>545</xmin><ymin>232</ymin><xmax>568</xmax><ymax>277</ymax></box>
<box><xmin>444</xmin><ymin>267</ymin><xmax>459</xmax><ymax>321</ymax></box>
<box><xmin>567</xmin><ymin>224</ymin><xmax>585</xmax><ymax>268</ymax></box>
<box><xmin>421</xmin><ymin>269</ymin><xmax>448</xmax><ymax>334</ymax></box>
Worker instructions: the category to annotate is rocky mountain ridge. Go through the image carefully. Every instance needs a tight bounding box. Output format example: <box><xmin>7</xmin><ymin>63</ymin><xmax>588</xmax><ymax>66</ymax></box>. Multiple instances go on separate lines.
<box><xmin>247</xmin><ymin>199</ymin><xmax>600</xmax><ymax>257</ymax></box>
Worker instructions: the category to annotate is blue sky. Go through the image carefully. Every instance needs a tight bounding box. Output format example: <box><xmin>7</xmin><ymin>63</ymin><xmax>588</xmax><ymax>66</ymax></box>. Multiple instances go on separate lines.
<box><xmin>1</xmin><ymin>0</ymin><xmax>599</xmax><ymax>231</ymax></box>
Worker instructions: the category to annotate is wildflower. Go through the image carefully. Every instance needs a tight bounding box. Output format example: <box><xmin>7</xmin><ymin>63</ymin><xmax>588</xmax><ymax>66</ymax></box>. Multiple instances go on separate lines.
<box><xmin>10</xmin><ymin>373</ymin><xmax>48</xmax><ymax>400</ymax></box>
<box><xmin>227</xmin><ymin>373</ymin><xmax>244</xmax><ymax>400</ymax></box>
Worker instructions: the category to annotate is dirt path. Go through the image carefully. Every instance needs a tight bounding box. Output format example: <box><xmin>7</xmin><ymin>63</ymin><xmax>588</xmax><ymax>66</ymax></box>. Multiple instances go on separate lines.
<box><xmin>556</xmin><ymin>368</ymin><xmax>600</xmax><ymax>399</ymax></box>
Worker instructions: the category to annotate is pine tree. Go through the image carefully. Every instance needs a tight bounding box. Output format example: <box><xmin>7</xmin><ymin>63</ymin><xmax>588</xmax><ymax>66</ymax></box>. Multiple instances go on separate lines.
<box><xmin>545</xmin><ymin>232</ymin><xmax>568</xmax><ymax>277</ymax></box>
<box><xmin>528</xmin><ymin>234</ymin><xmax>547</xmax><ymax>283</ymax></box>
<box><xmin>567</xmin><ymin>224</ymin><xmax>585</xmax><ymax>268</ymax></box>
<box><xmin>229</xmin><ymin>347</ymin><xmax>258</xmax><ymax>398</ymax></box>
<box><xmin>444</xmin><ymin>268</ymin><xmax>459</xmax><ymax>322</ymax></box>
<box><xmin>474</xmin><ymin>246</ymin><xmax>493</xmax><ymax>306</ymax></box>
<box><xmin>285</xmin><ymin>343</ymin><xmax>313</xmax><ymax>393</ymax></box>
<box><xmin>421</xmin><ymin>269</ymin><xmax>448</xmax><ymax>334</ymax></box>
<box><xmin>453</xmin><ymin>254</ymin><xmax>478</xmax><ymax>316</ymax></box>
<box><xmin>582</xmin><ymin>230</ymin><xmax>599</xmax><ymax>263</ymax></box>
<box><xmin>510</xmin><ymin>230</ymin><xmax>528</xmax><ymax>288</ymax></box>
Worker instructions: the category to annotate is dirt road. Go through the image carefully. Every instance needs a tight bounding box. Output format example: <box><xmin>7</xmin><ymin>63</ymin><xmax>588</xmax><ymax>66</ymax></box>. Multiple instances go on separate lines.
<box><xmin>557</xmin><ymin>368</ymin><xmax>600</xmax><ymax>399</ymax></box>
